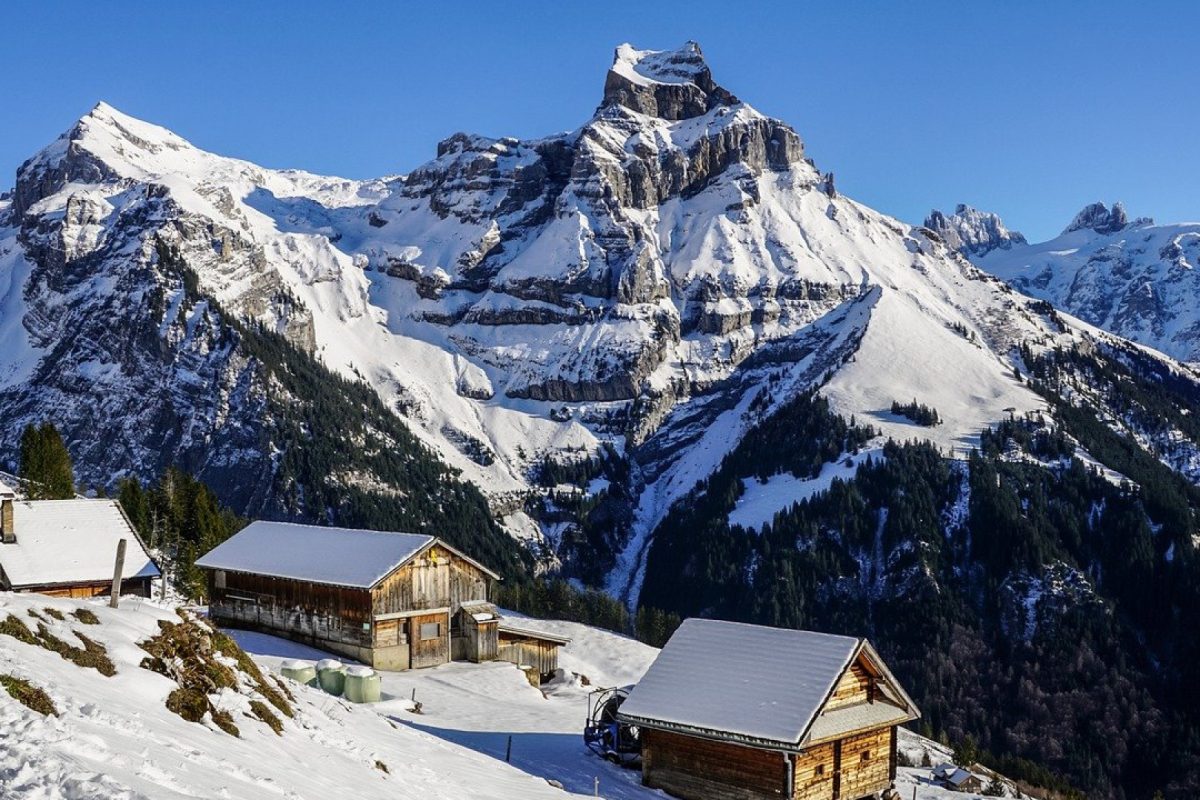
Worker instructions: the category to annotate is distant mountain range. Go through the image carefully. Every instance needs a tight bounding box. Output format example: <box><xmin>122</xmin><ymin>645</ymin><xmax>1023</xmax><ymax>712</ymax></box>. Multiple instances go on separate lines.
<box><xmin>4</xmin><ymin>42</ymin><xmax>1200</xmax><ymax>797</ymax></box>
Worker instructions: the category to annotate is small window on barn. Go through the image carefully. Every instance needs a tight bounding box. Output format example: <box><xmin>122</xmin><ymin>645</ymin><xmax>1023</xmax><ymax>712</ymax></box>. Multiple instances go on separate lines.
<box><xmin>861</xmin><ymin>751</ymin><xmax>871</xmax><ymax>763</ymax></box>
<box><xmin>815</xmin><ymin>764</ymin><xmax>825</xmax><ymax>777</ymax></box>
<box><xmin>420</xmin><ymin>622</ymin><xmax>441</xmax><ymax>641</ymax></box>
<box><xmin>214</xmin><ymin>570</ymin><xmax>226</xmax><ymax>590</ymax></box>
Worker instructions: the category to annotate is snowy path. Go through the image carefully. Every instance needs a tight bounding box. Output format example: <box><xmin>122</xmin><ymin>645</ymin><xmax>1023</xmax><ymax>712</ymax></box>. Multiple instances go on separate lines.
<box><xmin>230</xmin><ymin>616</ymin><xmax>664</xmax><ymax>799</ymax></box>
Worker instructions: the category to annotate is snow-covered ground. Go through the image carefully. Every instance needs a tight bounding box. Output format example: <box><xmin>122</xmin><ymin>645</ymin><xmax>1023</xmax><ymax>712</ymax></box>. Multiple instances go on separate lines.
<box><xmin>0</xmin><ymin>593</ymin><xmax>590</xmax><ymax>799</ymax></box>
<box><xmin>728</xmin><ymin>447</ymin><xmax>884</xmax><ymax>531</ymax></box>
<box><xmin>0</xmin><ymin>590</ymin><xmax>1023</xmax><ymax>800</ymax></box>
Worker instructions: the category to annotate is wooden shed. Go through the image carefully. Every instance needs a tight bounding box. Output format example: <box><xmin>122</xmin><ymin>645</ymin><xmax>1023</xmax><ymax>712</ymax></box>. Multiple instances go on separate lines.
<box><xmin>0</xmin><ymin>493</ymin><xmax>159</xmax><ymax>598</ymax></box>
<box><xmin>497</xmin><ymin>623</ymin><xmax>570</xmax><ymax>682</ymax></box>
<box><xmin>618</xmin><ymin>619</ymin><xmax>920</xmax><ymax>800</ymax></box>
<box><xmin>197</xmin><ymin>521</ymin><xmax>501</xmax><ymax>670</ymax></box>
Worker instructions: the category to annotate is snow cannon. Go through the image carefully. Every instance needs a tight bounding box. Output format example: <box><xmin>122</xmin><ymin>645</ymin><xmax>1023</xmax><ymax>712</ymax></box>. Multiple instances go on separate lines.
<box><xmin>316</xmin><ymin>659</ymin><xmax>346</xmax><ymax>695</ymax></box>
<box><xmin>343</xmin><ymin>665</ymin><xmax>381</xmax><ymax>703</ymax></box>
<box><xmin>584</xmin><ymin>686</ymin><xmax>641</xmax><ymax>766</ymax></box>
<box><xmin>280</xmin><ymin>659</ymin><xmax>317</xmax><ymax>686</ymax></box>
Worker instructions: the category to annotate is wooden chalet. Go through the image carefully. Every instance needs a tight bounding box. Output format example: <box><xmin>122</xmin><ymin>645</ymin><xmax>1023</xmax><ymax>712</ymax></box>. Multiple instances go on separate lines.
<box><xmin>0</xmin><ymin>487</ymin><xmax>159</xmax><ymax>598</ymax></box>
<box><xmin>497</xmin><ymin>622</ymin><xmax>571</xmax><ymax>683</ymax></box>
<box><xmin>196</xmin><ymin>521</ymin><xmax>502</xmax><ymax>670</ymax></box>
<box><xmin>618</xmin><ymin>619</ymin><xmax>920</xmax><ymax>800</ymax></box>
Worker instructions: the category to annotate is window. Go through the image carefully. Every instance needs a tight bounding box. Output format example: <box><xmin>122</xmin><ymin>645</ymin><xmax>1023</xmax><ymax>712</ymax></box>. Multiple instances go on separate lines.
<box><xmin>815</xmin><ymin>765</ymin><xmax>825</xmax><ymax>777</ymax></box>
<box><xmin>214</xmin><ymin>570</ymin><xmax>226</xmax><ymax>590</ymax></box>
<box><xmin>861</xmin><ymin>751</ymin><xmax>871</xmax><ymax>763</ymax></box>
<box><xmin>420</xmin><ymin>622</ymin><xmax>441</xmax><ymax>641</ymax></box>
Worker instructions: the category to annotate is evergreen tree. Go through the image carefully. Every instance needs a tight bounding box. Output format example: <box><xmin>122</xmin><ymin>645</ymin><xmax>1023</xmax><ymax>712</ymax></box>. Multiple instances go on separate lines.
<box><xmin>19</xmin><ymin>422</ymin><xmax>75</xmax><ymax>499</ymax></box>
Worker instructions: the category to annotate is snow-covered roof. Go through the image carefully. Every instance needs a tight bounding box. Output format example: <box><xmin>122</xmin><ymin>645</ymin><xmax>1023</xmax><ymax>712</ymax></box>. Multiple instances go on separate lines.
<box><xmin>618</xmin><ymin>618</ymin><xmax>862</xmax><ymax>747</ymax></box>
<box><xmin>497</xmin><ymin>622</ymin><xmax>571</xmax><ymax>645</ymax></box>
<box><xmin>195</xmin><ymin>520</ymin><xmax>499</xmax><ymax>589</ymax></box>
<box><xmin>0</xmin><ymin>499</ymin><xmax>158</xmax><ymax>588</ymax></box>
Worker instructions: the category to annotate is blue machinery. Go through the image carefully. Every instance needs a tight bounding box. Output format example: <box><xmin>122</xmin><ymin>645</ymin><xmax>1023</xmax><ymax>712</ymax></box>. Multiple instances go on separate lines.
<box><xmin>584</xmin><ymin>686</ymin><xmax>641</xmax><ymax>766</ymax></box>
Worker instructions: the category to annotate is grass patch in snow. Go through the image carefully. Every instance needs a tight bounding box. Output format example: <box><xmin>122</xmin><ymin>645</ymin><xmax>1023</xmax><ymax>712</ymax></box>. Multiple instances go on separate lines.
<box><xmin>72</xmin><ymin>608</ymin><xmax>100</xmax><ymax>625</ymax></box>
<box><xmin>42</xmin><ymin>607</ymin><xmax>64</xmax><ymax>621</ymax></box>
<box><xmin>0</xmin><ymin>613</ymin><xmax>115</xmax><ymax>675</ymax></box>
<box><xmin>250</xmin><ymin>699</ymin><xmax>283</xmax><ymax>735</ymax></box>
<box><xmin>140</xmin><ymin>613</ymin><xmax>292</xmax><ymax>737</ymax></box>
<box><xmin>0</xmin><ymin>674</ymin><xmax>57</xmax><ymax>716</ymax></box>
<box><xmin>35</xmin><ymin>624</ymin><xmax>116</xmax><ymax>676</ymax></box>
<box><xmin>375</xmin><ymin>760</ymin><xmax>389</xmax><ymax>774</ymax></box>
<box><xmin>0</xmin><ymin>614</ymin><xmax>37</xmax><ymax>644</ymax></box>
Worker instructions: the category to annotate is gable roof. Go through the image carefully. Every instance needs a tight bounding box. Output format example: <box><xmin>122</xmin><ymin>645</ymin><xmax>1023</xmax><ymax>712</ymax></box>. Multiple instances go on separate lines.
<box><xmin>617</xmin><ymin>618</ymin><xmax>918</xmax><ymax>750</ymax></box>
<box><xmin>194</xmin><ymin>520</ymin><xmax>500</xmax><ymax>589</ymax></box>
<box><xmin>0</xmin><ymin>499</ymin><xmax>159</xmax><ymax>588</ymax></box>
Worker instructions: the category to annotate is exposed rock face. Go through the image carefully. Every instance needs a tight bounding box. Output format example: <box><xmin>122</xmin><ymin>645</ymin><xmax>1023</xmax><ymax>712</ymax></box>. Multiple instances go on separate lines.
<box><xmin>600</xmin><ymin>42</ymin><xmax>739</xmax><ymax>120</ymax></box>
<box><xmin>924</xmin><ymin>204</ymin><xmax>1027</xmax><ymax>257</ymax></box>
<box><xmin>975</xmin><ymin>206</ymin><xmax>1200</xmax><ymax>363</ymax></box>
<box><xmin>1061</xmin><ymin>201</ymin><xmax>1134</xmax><ymax>236</ymax></box>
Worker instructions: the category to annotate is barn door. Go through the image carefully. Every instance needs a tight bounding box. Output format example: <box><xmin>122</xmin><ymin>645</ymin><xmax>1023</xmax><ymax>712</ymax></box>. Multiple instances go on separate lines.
<box><xmin>409</xmin><ymin>612</ymin><xmax>450</xmax><ymax>669</ymax></box>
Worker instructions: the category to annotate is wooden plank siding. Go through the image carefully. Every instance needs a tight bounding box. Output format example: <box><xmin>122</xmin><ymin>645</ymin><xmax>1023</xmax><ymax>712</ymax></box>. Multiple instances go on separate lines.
<box><xmin>370</xmin><ymin>545</ymin><xmax>491</xmax><ymax>616</ymax></box>
<box><xmin>408</xmin><ymin>611</ymin><xmax>450</xmax><ymax>668</ymax></box>
<box><xmin>206</xmin><ymin>541</ymin><xmax>493</xmax><ymax>671</ymax></box>
<box><xmin>208</xmin><ymin>570</ymin><xmax>373</xmax><ymax>655</ymax></box>
<box><xmin>825</xmin><ymin>662</ymin><xmax>873</xmax><ymax>710</ymax></box>
<box><xmin>793</xmin><ymin>742</ymin><xmax>836</xmax><ymax>800</ymax></box>
<box><xmin>642</xmin><ymin>728</ymin><xmax>790</xmax><ymax>800</ymax></box>
<box><xmin>836</xmin><ymin>727</ymin><xmax>895</xmax><ymax>800</ymax></box>
<box><xmin>497</xmin><ymin>633</ymin><xmax>559</xmax><ymax>676</ymax></box>
<box><xmin>21</xmin><ymin>578</ymin><xmax>153</xmax><ymax>599</ymax></box>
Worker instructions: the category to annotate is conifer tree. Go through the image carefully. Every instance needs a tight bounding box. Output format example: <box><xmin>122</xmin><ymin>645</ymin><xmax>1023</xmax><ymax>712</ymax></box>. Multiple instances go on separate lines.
<box><xmin>19</xmin><ymin>422</ymin><xmax>75</xmax><ymax>499</ymax></box>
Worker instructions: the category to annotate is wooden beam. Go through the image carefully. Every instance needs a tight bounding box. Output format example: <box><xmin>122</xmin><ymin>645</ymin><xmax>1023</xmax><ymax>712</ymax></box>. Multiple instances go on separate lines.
<box><xmin>833</xmin><ymin>739</ymin><xmax>842</xmax><ymax>800</ymax></box>
<box><xmin>109</xmin><ymin>538</ymin><xmax>127</xmax><ymax>609</ymax></box>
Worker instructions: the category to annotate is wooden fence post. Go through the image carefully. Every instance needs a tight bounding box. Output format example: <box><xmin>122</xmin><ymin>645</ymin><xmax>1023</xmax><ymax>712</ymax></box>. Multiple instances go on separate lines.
<box><xmin>109</xmin><ymin>539</ymin><xmax>127</xmax><ymax>609</ymax></box>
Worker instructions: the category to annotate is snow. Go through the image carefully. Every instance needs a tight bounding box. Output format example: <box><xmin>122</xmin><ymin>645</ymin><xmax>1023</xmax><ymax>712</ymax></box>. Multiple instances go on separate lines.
<box><xmin>0</xmin><ymin>592</ymin><xmax>588</xmax><ymax>800</ymax></box>
<box><xmin>728</xmin><ymin>448</ymin><xmax>883</xmax><ymax>530</ymax></box>
<box><xmin>0</xmin><ymin>588</ymin><xmax>1019</xmax><ymax>800</ymax></box>
<box><xmin>0</xmin><ymin>499</ymin><xmax>158</xmax><ymax>588</ymax></box>
<box><xmin>611</xmin><ymin>42</ymin><xmax>707</xmax><ymax>87</ymax></box>
<box><xmin>194</xmin><ymin>521</ymin><xmax>438</xmax><ymax>588</ymax></box>
<box><xmin>618</xmin><ymin>618</ymin><xmax>859</xmax><ymax>746</ymax></box>
<box><xmin>979</xmin><ymin>214</ymin><xmax>1200</xmax><ymax>363</ymax></box>
<box><xmin>229</xmin><ymin>610</ymin><xmax>662</xmax><ymax>799</ymax></box>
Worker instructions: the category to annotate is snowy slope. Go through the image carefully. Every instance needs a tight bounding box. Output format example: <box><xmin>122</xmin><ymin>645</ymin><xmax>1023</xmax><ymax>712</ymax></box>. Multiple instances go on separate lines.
<box><xmin>3</xmin><ymin>42</ymin><xmax>1194</xmax><ymax>582</ymax></box>
<box><xmin>0</xmin><ymin>592</ymin><xmax>589</xmax><ymax>799</ymax></box>
<box><xmin>0</xmin><ymin>589</ymin><xmax>1019</xmax><ymax>800</ymax></box>
<box><xmin>938</xmin><ymin>202</ymin><xmax>1200</xmax><ymax>364</ymax></box>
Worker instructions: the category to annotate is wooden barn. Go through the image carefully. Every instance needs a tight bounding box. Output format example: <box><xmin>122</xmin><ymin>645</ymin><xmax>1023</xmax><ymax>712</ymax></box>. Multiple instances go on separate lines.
<box><xmin>196</xmin><ymin>521</ymin><xmax>501</xmax><ymax>670</ymax></box>
<box><xmin>0</xmin><ymin>489</ymin><xmax>159</xmax><ymax>598</ymax></box>
<box><xmin>617</xmin><ymin>619</ymin><xmax>920</xmax><ymax>800</ymax></box>
<box><xmin>497</xmin><ymin>622</ymin><xmax>570</xmax><ymax>683</ymax></box>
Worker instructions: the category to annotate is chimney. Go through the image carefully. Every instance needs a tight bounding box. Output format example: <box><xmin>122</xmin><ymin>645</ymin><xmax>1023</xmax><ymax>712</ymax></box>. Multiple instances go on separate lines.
<box><xmin>1</xmin><ymin>496</ymin><xmax>13</xmax><ymax>544</ymax></box>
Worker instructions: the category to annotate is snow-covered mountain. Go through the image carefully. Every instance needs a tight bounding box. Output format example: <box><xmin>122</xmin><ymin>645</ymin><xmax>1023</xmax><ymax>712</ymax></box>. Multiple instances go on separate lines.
<box><xmin>933</xmin><ymin>201</ymin><xmax>1200</xmax><ymax>364</ymax></box>
<box><xmin>2</xmin><ymin>42</ymin><xmax>1196</xmax><ymax>589</ymax></box>
<box><xmin>923</xmin><ymin>204</ymin><xmax>1027</xmax><ymax>257</ymax></box>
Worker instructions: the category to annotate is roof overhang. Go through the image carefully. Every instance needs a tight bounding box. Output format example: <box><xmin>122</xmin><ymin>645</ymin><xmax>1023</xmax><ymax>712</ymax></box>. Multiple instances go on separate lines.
<box><xmin>496</xmin><ymin>623</ymin><xmax>571</xmax><ymax>646</ymax></box>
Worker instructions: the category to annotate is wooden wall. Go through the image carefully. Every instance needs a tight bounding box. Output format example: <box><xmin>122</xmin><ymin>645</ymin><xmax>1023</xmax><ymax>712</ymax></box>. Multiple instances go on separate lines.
<box><xmin>497</xmin><ymin>632</ymin><xmax>559</xmax><ymax>676</ymax></box>
<box><xmin>793</xmin><ymin>742</ymin><xmax>836</xmax><ymax>800</ymax></box>
<box><xmin>641</xmin><ymin>728</ymin><xmax>789</xmax><ymax>800</ymax></box>
<box><xmin>24</xmin><ymin>578</ymin><xmax>153</xmax><ymax>599</ymax></box>
<box><xmin>408</xmin><ymin>610</ymin><xmax>450</xmax><ymax>668</ymax></box>
<box><xmin>208</xmin><ymin>570</ymin><xmax>373</xmax><ymax>650</ymax></box>
<box><xmin>825</xmin><ymin>662</ymin><xmax>872</xmax><ymax>710</ymax></box>
<box><xmin>836</xmin><ymin>727</ymin><xmax>895</xmax><ymax>800</ymax></box>
<box><xmin>370</xmin><ymin>545</ymin><xmax>491</xmax><ymax>617</ymax></box>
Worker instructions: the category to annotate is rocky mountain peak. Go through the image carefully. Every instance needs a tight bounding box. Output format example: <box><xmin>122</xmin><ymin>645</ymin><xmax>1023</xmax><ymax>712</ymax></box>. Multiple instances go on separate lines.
<box><xmin>1062</xmin><ymin>201</ymin><xmax>1135</xmax><ymax>236</ymax></box>
<box><xmin>600</xmin><ymin>42</ymin><xmax>738</xmax><ymax>120</ymax></box>
<box><xmin>923</xmin><ymin>203</ymin><xmax>1027</xmax><ymax>257</ymax></box>
<box><xmin>11</xmin><ymin>101</ymin><xmax>194</xmax><ymax>217</ymax></box>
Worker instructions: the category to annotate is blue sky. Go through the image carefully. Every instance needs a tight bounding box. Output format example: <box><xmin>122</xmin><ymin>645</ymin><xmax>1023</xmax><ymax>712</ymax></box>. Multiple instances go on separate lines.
<box><xmin>2</xmin><ymin>1</ymin><xmax>1197</xmax><ymax>241</ymax></box>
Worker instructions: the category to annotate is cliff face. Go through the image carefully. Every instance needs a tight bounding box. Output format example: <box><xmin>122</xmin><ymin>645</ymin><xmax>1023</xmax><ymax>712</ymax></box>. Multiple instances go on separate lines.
<box><xmin>3</xmin><ymin>44</ymin><xmax>1193</xmax><ymax>583</ymax></box>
